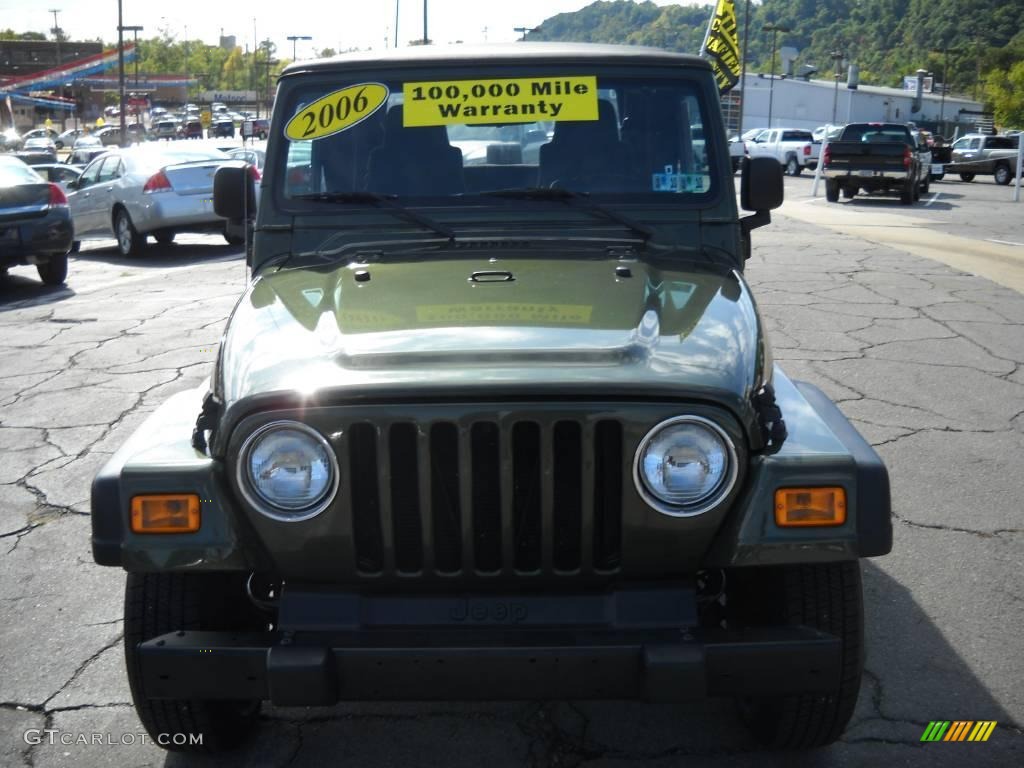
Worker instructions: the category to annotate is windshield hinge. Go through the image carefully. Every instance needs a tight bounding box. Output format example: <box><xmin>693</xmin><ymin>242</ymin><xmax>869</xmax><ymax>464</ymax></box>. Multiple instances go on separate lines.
<box><xmin>191</xmin><ymin>391</ymin><xmax>223</xmax><ymax>455</ymax></box>
<box><xmin>753</xmin><ymin>383</ymin><xmax>787</xmax><ymax>455</ymax></box>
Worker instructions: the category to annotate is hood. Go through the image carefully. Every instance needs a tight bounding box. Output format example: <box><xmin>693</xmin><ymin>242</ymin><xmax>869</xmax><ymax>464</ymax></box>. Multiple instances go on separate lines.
<box><xmin>218</xmin><ymin>254</ymin><xmax>766</xmax><ymax>432</ymax></box>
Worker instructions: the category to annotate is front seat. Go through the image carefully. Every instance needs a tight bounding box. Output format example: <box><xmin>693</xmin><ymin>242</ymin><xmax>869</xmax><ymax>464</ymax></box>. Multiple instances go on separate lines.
<box><xmin>538</xmin><ymin>99</ymin><xmax>628</xmax><ymax>189</ymax></box>
<box><xmin>365</xmin><ymin>106</ymin><xmax>464</xmax><ymax>196</ymax></box>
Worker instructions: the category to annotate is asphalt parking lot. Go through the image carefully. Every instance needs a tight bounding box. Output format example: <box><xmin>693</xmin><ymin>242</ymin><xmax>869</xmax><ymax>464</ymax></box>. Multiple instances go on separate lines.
<box><xmin>1</xmin><ymin>174</ymin><xmax>1022</xmax><ymax>767</ymax></box>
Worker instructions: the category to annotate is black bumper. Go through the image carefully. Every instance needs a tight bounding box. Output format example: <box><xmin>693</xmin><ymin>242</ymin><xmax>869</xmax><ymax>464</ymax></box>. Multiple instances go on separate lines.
<box><xmin>136</xmin><ymin>586</ymin><xmax>841</xmax><ymax>705</ymax></box>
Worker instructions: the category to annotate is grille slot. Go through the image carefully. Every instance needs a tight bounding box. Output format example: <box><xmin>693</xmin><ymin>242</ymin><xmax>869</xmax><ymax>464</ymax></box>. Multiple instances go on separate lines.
<box><xmin>349</xmin><ymin>415</ymin><xmax>623</xmax><ymax>578</ymax></box>
<box><xmin>350</xmin><ymin>422</ymin><xmax>383</xmax><ymax>574</ymax></box>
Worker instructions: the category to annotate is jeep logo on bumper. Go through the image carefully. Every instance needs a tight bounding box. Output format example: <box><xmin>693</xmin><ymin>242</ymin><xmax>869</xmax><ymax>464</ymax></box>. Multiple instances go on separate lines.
<box><xmin>450</xmin><ymin>599</ymin><xmax>528</xmax><ymax>623</ymax></box>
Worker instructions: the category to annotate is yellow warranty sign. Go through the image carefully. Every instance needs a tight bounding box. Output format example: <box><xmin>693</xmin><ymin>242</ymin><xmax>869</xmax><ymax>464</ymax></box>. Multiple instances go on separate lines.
<box><xmin>403</xmin><ymin>76</ymin><xmax>598</xmax><ymax>127</ymax></box>
<box><xmin>284</xmin><ymin>83</ymin><xmax>389</xmax><ymax>141</ymax></box>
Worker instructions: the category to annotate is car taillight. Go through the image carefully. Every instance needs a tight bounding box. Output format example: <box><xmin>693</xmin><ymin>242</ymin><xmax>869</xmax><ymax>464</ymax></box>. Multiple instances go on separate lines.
<box><xmin>823</xmin><ymin>145</ymin><xmax>832</xmax><ymax>166</ymax></box>
<box><xmin>143</xmin><ymin>170</ymin><xmax>172</xmax><ymax>193</ymax></box>
<box><xmin>903</xmin><ymin>147</ymin><xmax>911</xmax><ymax>169</ymax></box>
<box><xmin>249</xmin><ymin>164</ymin><xmax>262</xmax><ymax>183</ymax></box>
<box><xmin>47</xmin><ymin>182</ymin><xmax>67</xmax><ymax>207</ymax></box>
<box><xmin>803</xmin><ymin>144</ymin><xmax>811</xmax><ymax>156</ymax></box>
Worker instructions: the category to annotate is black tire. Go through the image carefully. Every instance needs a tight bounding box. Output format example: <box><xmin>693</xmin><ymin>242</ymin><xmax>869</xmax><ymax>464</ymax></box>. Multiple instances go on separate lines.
<box><xmin>124</xmin><ymin>573</ymin><xmax>263</xmax><ymax>753</ymax></box>
<box><xmin>257</xmin><ymin>131</ymin><xmax>267</xmax><ymax>140</ymax></box>
<box><xmin>913</xmin><ymin>180</ymin><xmax>921</xmax><ymax>202</ymax></box>
<box><xmin>154</xmin><ymin>230</ymin><xmax>175</xmax><ymax>245</ymax></box>
<box><xmin>959</xmin><ymin>172</ymin><xmax>975</xmax><ymax>182</ymax></box>
<box><xmin>786</xmin><ymin>156</ymin><xmax>801</xmax><ymax>176</ymax></box>
<box><xmin>900</xmin><ymin>182</ymin><xmax>914</xmax><ymax>205</ymax></box>
<box><xmin>70</xmin><ymin>240</ymin><xmax>80</xmax><ymax>253</ymax></box>
<box><xmin>114</xmin><ymin>208</ymin><xmax>147</xmax><ymax>257</ymax></box>
<box><xmin>732</xmin><ymin>562</ymin><xmax>864</xmax><ymax>749</ymax></box>
<box><xmin>36</xmin><ymin>254</ymin><xmax>68</xmax><ymax>285</ymax></box>
<box><xmin>825</xmin><ymin>180</ymin><xmax>840</xmax><ymax>202</ymax></box>
<box><xmin>994</xmin><ymin>163</ymin><xmax>1012</xmax><ymax>186</ymax></box>
<box><xmin>920</xmin><ymin>175</ymin><xmax>930</xmax><ymax>195</ymax></box>
<box><xmin>841</xmin><ymin>187</ymin><xmax>856</xmax><ymax>199</ymax></box>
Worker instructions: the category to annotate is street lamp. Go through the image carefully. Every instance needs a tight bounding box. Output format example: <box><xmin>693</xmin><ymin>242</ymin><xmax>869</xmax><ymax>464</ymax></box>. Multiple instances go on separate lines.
<box><xmin>830</xmin><ymin>49</ymin><xmax>844</xmax><ymax>125</ymax></box>
<box><xmin>762</xmin><ymin>22</ymin><xmax>790</xmax><ymax>128</ymax></box>
<box><xmin>286</xmin><ymin>35</ymin><xmax>311</xmax><ymax>61</ymax></box>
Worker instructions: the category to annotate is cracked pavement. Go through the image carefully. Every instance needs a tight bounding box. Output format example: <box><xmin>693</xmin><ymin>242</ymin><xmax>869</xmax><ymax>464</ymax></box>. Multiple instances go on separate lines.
<box><xmin>1</xmin><ymin>184</ymin><xmax>1023</xmax><ymax>766</ymax></box>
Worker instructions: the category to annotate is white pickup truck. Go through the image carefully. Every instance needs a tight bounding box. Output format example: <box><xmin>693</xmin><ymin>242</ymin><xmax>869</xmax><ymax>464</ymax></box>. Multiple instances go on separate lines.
<box><xmin>747</xmin><ymin>128</ymin><xmax>821</xmax><ymax>176</ymax></box>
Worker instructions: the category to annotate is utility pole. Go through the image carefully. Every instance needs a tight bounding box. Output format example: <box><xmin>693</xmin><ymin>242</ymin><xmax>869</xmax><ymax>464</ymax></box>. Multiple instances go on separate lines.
<box><xmin>830</xmin><ymin>49</ymin><xmax>844</xmax><ymax>125</ymax></box>
<box><xmin>263</xmin><ymin>55</ymin><xmax>279</xmax><ymax>117</ymax></box>
<box><xmin>737</xmin><ymin>0</ymin><xmax>750</xmax><ymax>136</ymax></box>
<box><xmin>117</xmin><ymin>0</ymin><xmax>126</xmax><ymax>145</ymax></box>
<box><xmin>119</xmin><ymin>24</ymin><xmax>143</xmax><ymax>127</ymax></box>
<box><xmin>762</xmin><ymin>23</ymin><xmax>790</xmax><ymax>129</ymax></box>
<box><xmin>423</xmin><ymin>0</ymin><xmax>428</xmax><ymax>45</ymax></box>
<box><xmin>394</xmin><ymin>0</ymin><xmax>400</xmax><ymax>48</ymax></box>
<box><xmin>49</xmin><ymin>9</ymin><xmax>65</xmax><ymax>129</ymax></box>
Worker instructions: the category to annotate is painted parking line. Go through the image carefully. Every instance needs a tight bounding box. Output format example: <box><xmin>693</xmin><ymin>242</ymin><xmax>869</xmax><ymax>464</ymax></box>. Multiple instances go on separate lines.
<box><xmin>923</xmin><ymin>192</ymin><xmax>941</xmax><ymax>207</ymax></box>
<box><xmin>985</xmin><ymin>238</ymin><xmax>1024</xmax><ymax>247</ymax></box>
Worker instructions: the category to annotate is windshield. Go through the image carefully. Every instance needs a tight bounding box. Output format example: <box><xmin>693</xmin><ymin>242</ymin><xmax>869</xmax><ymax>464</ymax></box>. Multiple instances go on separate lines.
<box><xmin>278</xmin><ymin>72</ymin><xmax>716</xmax><ymax>201</ymax></box>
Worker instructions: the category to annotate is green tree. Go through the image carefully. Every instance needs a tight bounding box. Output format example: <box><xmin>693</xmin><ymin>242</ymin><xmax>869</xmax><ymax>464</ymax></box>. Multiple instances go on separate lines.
<box><xmin>983</xmin><ymin>60</ymin><xmax>1024</xmax><ymax>128</ymax></box>
<box><xmin>221</xmin><ymin>47</ymin><xmax>245</xmax><ymax>90</ymax></box>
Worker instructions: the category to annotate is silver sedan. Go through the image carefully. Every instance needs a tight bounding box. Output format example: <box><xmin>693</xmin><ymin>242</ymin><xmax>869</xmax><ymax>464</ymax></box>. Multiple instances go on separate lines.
<box><xmin>66</xmin><ymin>144</ymin><xmax>234</xmax><ymax>256</ymax></box>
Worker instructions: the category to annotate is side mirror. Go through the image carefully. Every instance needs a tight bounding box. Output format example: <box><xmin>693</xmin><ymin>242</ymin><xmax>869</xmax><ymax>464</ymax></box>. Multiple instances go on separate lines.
<box><xmin>66</xmin><ymin>178</ymin><xmax>79</xmax><ymax>190</ymax></box>
<box><xmin>214</xmin><ymin>162</ymin><xmax>256</xmax><ymax>220</ymax></box>
<box><xmin>741</xmin><ymin>156</ymin><xmax>784</xmax><ymax>212</ymax></box>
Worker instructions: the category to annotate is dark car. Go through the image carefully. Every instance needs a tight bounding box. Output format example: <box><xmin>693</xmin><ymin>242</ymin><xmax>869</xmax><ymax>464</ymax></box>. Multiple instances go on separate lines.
<box><xmin>241</xmin><ymin>118</ymin><xmax>269</xmax><ymax>139</ymax></box>
<box><xmin>211</xmin><ymin>119</ymin><xmax>235</xmax><ymax>138</ymax></box>
<box><xmin>0</xmin><ymin>155</ymin><xmax>73</xmax><ymax>285</ymax></box>
<box><xmin>14</xmin><ymin>138</ymin><xmax>58</xmax><ymax>165</ymax></box>
<box><xmin>93</xmin><ymin>44</ymin><xmax>891</xmax><ymax>755</ymax></box>
<box><xmin>180</xmin><ymin>120</ymin><xmax>204</xmax><ymax>139</ymax></box>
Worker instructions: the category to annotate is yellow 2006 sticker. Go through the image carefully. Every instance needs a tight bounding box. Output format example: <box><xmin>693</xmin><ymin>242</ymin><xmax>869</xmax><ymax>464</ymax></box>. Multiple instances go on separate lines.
<box><xmin>284</xmin><ymin>83</ymin><xmax>389</xmax><ymax>141</ymax></box>
<box><xmin>403</xmin><ymin>76</ymin><xmax>598</xmax><ymax>127</ymax></box>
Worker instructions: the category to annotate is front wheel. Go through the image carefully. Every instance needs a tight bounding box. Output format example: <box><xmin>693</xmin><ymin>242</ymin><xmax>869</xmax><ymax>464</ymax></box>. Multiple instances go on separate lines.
<box><xmin>114</xmin><ymin>208</ymin><xmax>147</xmax><ymax>257</ymax></box>
<box><xmin>825</xmin><ymin>179</ymin><xmax>840</xmax><ymax>202</ymax></box>
<box><xmin>154</xmin><ymin>230</ymin><xmax>175</xmax><ymax>245</ymax></box>
<box><xmin>125</xmin><ymin>573</ymin><xmax>263</xmax><ymax>753</ymax></box>
<box><xmin>959</xmin><ymin>172</ymin><xmax>975</xmax><ymax>182</ymax></box>
<box><xmin>36</xmin><ymin>254</ymin><xmax>68</xmax><ymax>285</ymax></box>
<box><xmin>994</xmin><ymin>163</ymin><xmax>1012</xmax><ymax>186</ymax></box>
<box><xmin>731</xmin><ymin>562</ymin><xmax>864</xmax><ymax>749</ymax></box>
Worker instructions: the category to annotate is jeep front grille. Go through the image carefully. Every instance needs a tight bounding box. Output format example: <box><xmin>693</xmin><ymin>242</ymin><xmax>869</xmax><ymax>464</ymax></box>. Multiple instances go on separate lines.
<box><xmin>347</xmin><ymin>418</ymin><xmax>623</xmax><ymax>577</ymax></box>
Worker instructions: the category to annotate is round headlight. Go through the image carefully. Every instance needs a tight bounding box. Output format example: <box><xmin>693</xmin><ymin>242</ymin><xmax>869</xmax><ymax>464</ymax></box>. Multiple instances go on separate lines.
<box><xmin>634</xmin><ymin>416</ymin><xmax>737</xmax><ymax>517</ymax></box>
<box><xmin>239</xmin><ymin>422</ymin><xmax>338</xmax><ymax>521</ymax></box>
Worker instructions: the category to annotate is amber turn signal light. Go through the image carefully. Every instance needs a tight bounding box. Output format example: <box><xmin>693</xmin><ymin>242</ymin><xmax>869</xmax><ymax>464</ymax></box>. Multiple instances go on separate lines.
<box><xmin>130</xmin><ymin>494</ymin><xmax>201</xmax><ymax>534</ymax></box>
<box><xmin>775</xmin><ymin>487</ymin><xmax>846</xmax><ymax>527</ymax></box>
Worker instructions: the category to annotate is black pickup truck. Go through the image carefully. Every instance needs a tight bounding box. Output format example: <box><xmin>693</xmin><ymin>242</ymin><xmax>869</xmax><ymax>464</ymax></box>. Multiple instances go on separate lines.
<box><xmin>822</xmin><ymin>122</ymin><xmax>929</xmax><ymax>204</ymax></box>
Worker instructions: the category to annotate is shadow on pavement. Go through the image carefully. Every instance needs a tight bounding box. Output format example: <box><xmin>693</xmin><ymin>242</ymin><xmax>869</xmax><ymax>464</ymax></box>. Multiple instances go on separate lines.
<box><xmin>0</xmin><ymin>270</ymin><xmax>75</xmax><ymax>310</ymax></box>
<box><xmin>75</xmin><ymin>240</ymin><xmax>244</xmax><ymax>269</ymax></box>
<box><xmin>153</xmin><ymin>562</ymin><xmax>1020</xmax><ymax>767</ymax></box>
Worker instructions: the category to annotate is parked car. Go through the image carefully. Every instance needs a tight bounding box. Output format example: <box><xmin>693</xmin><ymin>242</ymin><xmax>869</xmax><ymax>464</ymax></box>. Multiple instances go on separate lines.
<box><xmin>948</xmin><ymin>133</ymin><xmax>1020</xmax><ymax>185</ymax></box>
<box><xmin>179</xmin><ymin>119</ymin><xmax>204</xmax><ymax>139</ymax></box>
<box><xmin>225</xmin><ymin>146</ymin><xmax>265</xmax><ymax>175</ymax></box>
<box><xmin>15</xmin><ymin>138</ymin><xmax>58</xmax><ymax>164</ymax></box>
<box><xmin>32</xmin><ymin>163</ymin><xmax>85</xmax><ymax>191</ymax></box>
<box><xmin>727</xmin><ymin>134</ymin><xmax>747</xmax><ymax>172</ymax></box>
<box><xmin>821</xmin><ymin>122</ymin><xmax>928</xmax><ymax>203</ymax></box>
<box><xmin>0</xmin><ymin>127</ymin><xmax>22</xmax><ymax>151</ymax></box>
<box><xmin>55</xmin><ymin>127</ymin><xmax>84</xmax><ymax>149</ymax></box>
<box><xmin>747</xmin><ymin>128</ymin><xmax>820</xmax><ymax>175</ymax></box>
<box><xmin>95</xmin><ymin>126</ymin><xmax>124</xmax><ymax>146</ymax></box>
<box><xmin>241</xmin><ymin>118</ymin><xmax>269</xmax><ymax>140</ymax></box>
<box><xmin>66</xmin><ymin>146</ymin><xmax>108</xmax><ymax>166</ymax></box>
<box><xmin>211</xmin><ymin>118</ymin><xmax>235</xmax><ymax>138</ymax></box>
<box><xmin>22</xmin><ymin>128</ymin><xmax>60</xmax><ymax>144</ymax></box>
<box><xmin>0</xmin><ymin>155</ymin><xmax>73</xmax><ymax>284</ymax></box>
<box><xmin>65</xmin><ymin>144</ymin><xmax>233</xmax><ymax>255</ymax></box>
<box><xmin>93</xmin><ymin>44</ymin><xmax>892</xmax><ymax>755</ymax></box>
<box><xmin>152</xmin><ymin>119</ymin><xmax>180</xmax><ymax>140</ymax></box>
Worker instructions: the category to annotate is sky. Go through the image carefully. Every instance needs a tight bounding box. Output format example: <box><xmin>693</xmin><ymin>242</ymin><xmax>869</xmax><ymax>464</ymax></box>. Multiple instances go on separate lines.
<box><xmin>0</xmin><ymin>1</ymin><xmax>705</xmax><ymax>61</ymax></box>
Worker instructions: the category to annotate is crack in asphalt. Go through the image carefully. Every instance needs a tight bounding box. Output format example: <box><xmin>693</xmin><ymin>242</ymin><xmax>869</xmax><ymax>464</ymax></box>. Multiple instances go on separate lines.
<box><xmin>41</xmin><ymin>633</ymin><xmax>124</xmax><ymax>711</ymax></box>
<box><xmin>892</xmin><ymin>509</ymin><xmax>1022</xmax><ymax>539</ymax></box>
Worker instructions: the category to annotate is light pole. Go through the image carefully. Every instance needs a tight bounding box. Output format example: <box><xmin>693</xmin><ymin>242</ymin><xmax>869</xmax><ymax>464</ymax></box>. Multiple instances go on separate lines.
<box><xmin>119</xmin><ymin>24</ymin><xmax>143</xmax><ymax>126</ymax></box>
<box><xmin>737</xmin><ymin>0</ymin><xmax>751</xmax><ymax>136</ymax></box>
<box><xmin>49</xmin><ymin>9</ymin><xmax>65</xmax><ymax>129</ymax></box>
<box><xmin>394</xmin><ymin>0</ymin><xmax>400</xmax><ymax>48</ymax></box>
<box><xmin>830</xmin><ymin>49</ymin><xmax>844</xmax><ymax>125</ymax></box>
<box><xmin>762</xmin><ymin>23</ymin><xmax>790</xmax><ymax>128</ymax></box>
<box><xmin>286</xmin><ymin>35</ymin><xmax>311</xmax><ymax>62</ymax></box>
<box><xmin>513</xmin><ymin>27</ymin><xmax>539</xmax><ymax>41</ymax></box>
<box><xmin>117</xmin><ymin>0</ymin><xmax>126</xmax><ymax>144</ymax></box>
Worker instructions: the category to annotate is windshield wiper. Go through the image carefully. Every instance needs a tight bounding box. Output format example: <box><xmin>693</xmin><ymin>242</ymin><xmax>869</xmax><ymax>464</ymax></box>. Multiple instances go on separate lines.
<box><xmin>292</xmin><ymin>191</ymin><xmax>456</xmax><ymax>241</ymax></box>
<box><xmin>481</xmin><ymin>187</ymin><xmax>653</xmax><ymax>241</ymax></box>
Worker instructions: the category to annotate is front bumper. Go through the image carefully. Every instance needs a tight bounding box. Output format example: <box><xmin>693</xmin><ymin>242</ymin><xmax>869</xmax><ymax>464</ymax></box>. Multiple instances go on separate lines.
<box><xmin>136</xmin><ymin>586</ymin><xmax>841</xmax><ymax>704</ymax></box>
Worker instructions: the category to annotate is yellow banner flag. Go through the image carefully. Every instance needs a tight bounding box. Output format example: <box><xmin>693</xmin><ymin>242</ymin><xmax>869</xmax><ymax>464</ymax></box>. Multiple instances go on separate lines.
<box><xmin>701</xmin><ymin>0</ymin><xmax>741</xmax><ymax>94</ymax></box>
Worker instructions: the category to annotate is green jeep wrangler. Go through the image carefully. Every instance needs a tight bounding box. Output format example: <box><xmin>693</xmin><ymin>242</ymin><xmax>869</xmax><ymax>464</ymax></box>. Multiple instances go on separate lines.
<box><xmin>91</xmin><ymin>43</ymin><xmax>892</xmax><ymax>753</ymax></box>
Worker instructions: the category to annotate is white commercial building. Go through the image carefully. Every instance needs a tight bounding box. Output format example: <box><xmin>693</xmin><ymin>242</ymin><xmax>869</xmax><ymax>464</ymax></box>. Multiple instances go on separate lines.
<box><xmin>734</xmin><ymin>73</ymin><xmax>984</xmax><ymax>138</ymax></box>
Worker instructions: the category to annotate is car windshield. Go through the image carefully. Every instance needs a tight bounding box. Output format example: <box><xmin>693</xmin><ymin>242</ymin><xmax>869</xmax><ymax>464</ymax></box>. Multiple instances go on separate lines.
<box><xmin>278</xmin><ymin>72</ymin><xmax>716</xmax><ymax>201</ymax></box>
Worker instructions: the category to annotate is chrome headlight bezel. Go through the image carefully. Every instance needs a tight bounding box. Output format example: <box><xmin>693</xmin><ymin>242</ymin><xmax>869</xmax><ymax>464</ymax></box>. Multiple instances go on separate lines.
<box><xmin>236</xmin><ymin>420</ymin><xmax>339</xmax><ymax>522</ymax></box>
<box><xmin>632</xmin><ymin>415</ymin><xmax>738</xmax><ymax>518</ymax></box>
